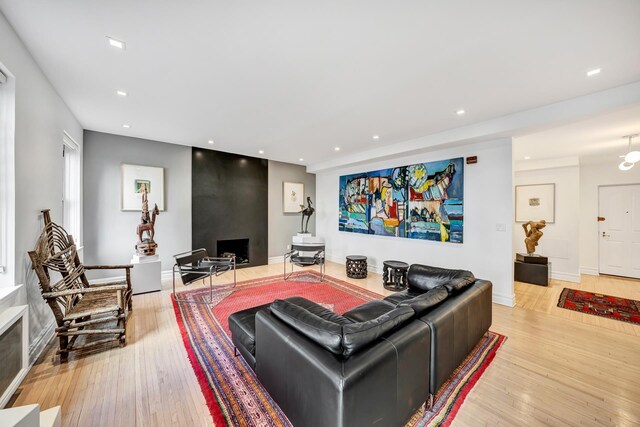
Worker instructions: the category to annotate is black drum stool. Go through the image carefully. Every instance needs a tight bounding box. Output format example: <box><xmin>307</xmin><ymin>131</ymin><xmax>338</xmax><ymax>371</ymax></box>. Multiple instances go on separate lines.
<box><xmin>382</xmin><ymin>260</ymin><xmax>409</xmax><ymax>291</ymax></box>
<box><xmin>346</xmin><ymin>255</ymin><xmax>367</xmax><ymax>279</ymax></box>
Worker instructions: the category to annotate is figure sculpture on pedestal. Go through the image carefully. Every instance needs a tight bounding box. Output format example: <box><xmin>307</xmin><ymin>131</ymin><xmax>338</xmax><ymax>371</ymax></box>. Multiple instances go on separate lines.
<box><xmin>136</xmin><ymin>186</ymin><xmax>160</xmax><ymax>256</ymax></box>
<box><xmin>299</xmin><ymin>197</ymin><xmax>315</xmax><ymax>234</ymax></box>
<box><xmin>522</xmin><ymin>220</ymin><xmax>546</xmax><ymax>255</ymax></box>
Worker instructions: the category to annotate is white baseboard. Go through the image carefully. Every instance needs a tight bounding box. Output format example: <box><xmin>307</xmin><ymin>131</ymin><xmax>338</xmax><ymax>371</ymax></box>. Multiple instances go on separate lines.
<box><xmin>90</xmin><ymin>270</ymin><xmax>173</xmax><ymax>284</ymax></box>
<box><xmin>492</xmin><ymin>292</ymin><xmax>515</xmax><ymax>307</ymax></box>
<box><xmin>550</xmin><ymin>271</ymin><xmax>581</xmax><ymax>283</ymax></box>
<box><xmin>580</xmin><ymin>266</ymin><xmax>599</xmax><ymax>276</ymax></box>
<box><xmin>268</xmin><ymin>256</ymin><xmax>284</xmax><ymax>265</ymax></box>
<box><xmin>29</xmin><ymin>319</ymin><xmax>55</xmax><ymax>365</ymax></box>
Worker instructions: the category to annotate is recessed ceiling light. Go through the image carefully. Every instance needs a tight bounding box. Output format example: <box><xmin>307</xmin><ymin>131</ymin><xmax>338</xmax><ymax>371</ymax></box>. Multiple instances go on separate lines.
<box><xmin>208</xmin><ymin>139</ymin><xmax>214</xmax><ymax>144</ymax></box>
<box><xmin>299</xmin><ymin>158</ymin><xmax>304</xmax><ymax>162</ymax></box>
<box><xmin>334</xmin><ymin>147</ymin><xmax>340</xmax><ymax>151</ymax></box>
<box><xmin>116</xmin><ymin>90</ymin><xmax>127</xmax><ymax>97</ymax></box>
<box><xmin>122</xmin><ymin>124</ymin><xmax>131</xmax><ymax>129</ymax></box>
<box><xmin>586</xmin><ymin>68</ymin><xmax>601</xmax><ymax>77</ymax></box>
<box><xmin>258</xmin><ymin>150</ymin><xmax>264</xmax><ymax>154</ymax></box>
<box><xmin>107</xmin><ymin>37</ymin><xmax>126</xmax><ymax>50</ymax></box>
<box><xmin>524</xmin><ymin>156</ymin><xmax>531</xmax><ymax>160</ymax></box>
<box><xmin>372</xmin><ymin>135</ymin><xmax>380</xmax><ymax>140</ymax></box>
<box><xmin>456</xmin><ymin>109</ymin><xmax>466</xmax><ymax>116</ymax></box>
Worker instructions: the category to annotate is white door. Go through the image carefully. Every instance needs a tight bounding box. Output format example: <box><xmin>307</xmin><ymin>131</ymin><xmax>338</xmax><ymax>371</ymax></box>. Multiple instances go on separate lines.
<box><xmin>598</xmin><ymin>184</ymin><xmax>640</xmax><ymax>279</ymax></box>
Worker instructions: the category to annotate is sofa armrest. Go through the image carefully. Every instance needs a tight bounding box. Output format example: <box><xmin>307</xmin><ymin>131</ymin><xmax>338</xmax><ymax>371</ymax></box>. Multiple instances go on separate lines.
<box><xmin>417</xmin><ymin>279</ymin><xmax>492</xmax><ymax>395</ymax></box>
<box><xmin>255</xmin><ymin>310</ymin><xmax>431</xmax><ymax>427</ymax></box>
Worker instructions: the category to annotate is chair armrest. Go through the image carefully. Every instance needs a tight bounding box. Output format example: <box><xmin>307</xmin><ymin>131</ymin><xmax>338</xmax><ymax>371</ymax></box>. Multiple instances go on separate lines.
<box><xmin>84</xmin><ymin>264</ymin><xmax>133</xmax><ymax>270</ymax></box>
<box><xmin>284</xmin><ymin>250</ymin><xmax>298</xmax><ymax>260</ymax></box>
<box><xmin>204</xmin><ymin>256</ymin><xmax>235</xmax><ymax>262</ymax></box>
<box><xmin>43</xmin><ymin>284</ymin><xmax>128</xmax><ymax>298</ymax></box>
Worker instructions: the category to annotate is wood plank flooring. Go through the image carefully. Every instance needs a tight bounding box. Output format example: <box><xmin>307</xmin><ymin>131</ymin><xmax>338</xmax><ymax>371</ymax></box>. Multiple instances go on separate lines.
<box><xmin>9</xmin><ymin>262</ymin><xmax>640</xmax><ymax>426</ymax></box>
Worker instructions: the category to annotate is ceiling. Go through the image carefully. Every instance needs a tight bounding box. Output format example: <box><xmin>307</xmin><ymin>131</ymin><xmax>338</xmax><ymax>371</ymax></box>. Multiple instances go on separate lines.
<box><xmin>514</xmin><ymin>105</ymin><xmax>640</xmax><ymax>165</ymax></box>
<box><xmin>1</xmin><ymin>0</ymin><xmax>639</xmax><ymax>166</ymax></box>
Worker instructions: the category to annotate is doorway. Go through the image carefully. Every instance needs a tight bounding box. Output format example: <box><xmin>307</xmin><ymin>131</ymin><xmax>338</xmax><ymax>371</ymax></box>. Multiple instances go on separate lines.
<box><xmin>598</xmin><ymin>184</ymin><xmax>640</xmax><ymax>279</ymax></box>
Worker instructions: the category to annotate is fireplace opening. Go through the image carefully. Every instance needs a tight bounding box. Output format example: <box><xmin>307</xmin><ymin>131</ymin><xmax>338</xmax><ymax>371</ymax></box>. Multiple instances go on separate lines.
<box><xmin>217</xmin><ymin>238</ymin><xmax>250</xmax><ymax>265</ymax></box>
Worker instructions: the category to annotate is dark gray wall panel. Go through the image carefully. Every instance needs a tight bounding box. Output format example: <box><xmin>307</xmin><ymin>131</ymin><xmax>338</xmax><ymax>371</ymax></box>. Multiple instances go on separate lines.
<box><xmin>192</xmin><ymin>148</ymin><xmax>268</xmax><ymax>267</ymax></box>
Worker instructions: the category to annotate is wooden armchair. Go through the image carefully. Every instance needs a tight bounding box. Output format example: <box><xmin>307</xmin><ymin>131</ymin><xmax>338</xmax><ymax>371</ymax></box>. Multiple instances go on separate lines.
<box><xmin>28</xmin><ymin>210</ymin><xmax>133</xmax><ymax>362</ymax></box>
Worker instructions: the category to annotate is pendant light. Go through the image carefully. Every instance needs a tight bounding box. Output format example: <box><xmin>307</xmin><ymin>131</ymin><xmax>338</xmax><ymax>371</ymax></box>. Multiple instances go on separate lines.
<box><xmin>619</xmin><ymin>134</ymin><xmax>639</xmax><ymax>171</ymax></box>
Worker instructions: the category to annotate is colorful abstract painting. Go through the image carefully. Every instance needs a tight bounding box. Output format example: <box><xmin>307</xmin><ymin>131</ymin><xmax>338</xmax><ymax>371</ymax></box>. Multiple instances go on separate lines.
<box><xmin>339</xmin><ymin>157</ymin><xmax>464</xmax><ymax>243</ymax></box>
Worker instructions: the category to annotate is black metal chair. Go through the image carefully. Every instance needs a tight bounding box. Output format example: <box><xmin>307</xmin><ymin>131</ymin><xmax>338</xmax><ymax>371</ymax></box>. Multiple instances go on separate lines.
<box><xmin>173</xmin><ymin>248</ymin><xmax>236</xmax><ymax>304</ymax></box>
<box><xmin>284</xmin><ymin>243</ymin><xmax>325</xmax><ymax>280</ymax></box>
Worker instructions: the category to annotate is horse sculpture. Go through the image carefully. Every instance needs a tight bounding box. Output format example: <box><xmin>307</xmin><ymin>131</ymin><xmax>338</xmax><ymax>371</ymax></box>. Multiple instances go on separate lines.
<box><xmin>137</xmin><ymin>204</ymin><xmax>160</xmax><ymax>243</ymax></box>
<box><xmin>136</xmin><ymin>186</ymin><xmax>160</xmax><ymax>256</ymax></box>
<box><xmin>299</xmin><ymin>196</ymin><xmax>315</xmax><ymax>234</ymax></box>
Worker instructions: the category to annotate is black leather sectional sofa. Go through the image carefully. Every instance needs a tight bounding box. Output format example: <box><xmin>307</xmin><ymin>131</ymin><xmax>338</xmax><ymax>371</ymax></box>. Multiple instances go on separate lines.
<box><xmin>228</xmin><ymin>264</ymin><xmax>493</xmax><ymax>427</ymax></box>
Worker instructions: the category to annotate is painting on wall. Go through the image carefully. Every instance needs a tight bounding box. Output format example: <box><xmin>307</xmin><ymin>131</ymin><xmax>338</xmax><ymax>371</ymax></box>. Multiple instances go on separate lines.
<box><xmin>515</xmin><ymin>183</ymin><xmax>555</xmax><ymax>223</ymax></box>
<box><xmin>121</xmin><ymin>164</ymin><xmax>165</xmax><ymax>211</ymax></box>
<box><xmin>283</xmin><ymin>182</ymin><xmax>304</xmax><ymax>213</ymax></box>
<box><xmin>339</xmin><ymin>157</ymin><xmax>464</xmax><ymax>243</ymax></box>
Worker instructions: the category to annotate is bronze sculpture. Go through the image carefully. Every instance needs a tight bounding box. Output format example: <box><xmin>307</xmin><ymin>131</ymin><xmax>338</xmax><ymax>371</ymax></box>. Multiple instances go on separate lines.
<box><xmin>299</xmin><ymin>196</ymin><xmax>315</xmax><ymax>234</ymax></box>
<box><xmin>136</xmin><ymin>186</ymin><xmax>160</xmax><ymax>256</ymax></box>
<box><xmin>522</xmin><ymin>220</ymin><xmax>546</xmax><ymax>255</ymax></box>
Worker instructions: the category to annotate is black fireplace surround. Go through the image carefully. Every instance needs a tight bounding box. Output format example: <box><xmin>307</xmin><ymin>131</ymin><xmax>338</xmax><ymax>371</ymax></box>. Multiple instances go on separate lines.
<box><xmin>192</xmin><ymin>148</ymin><xmax>268</xmax><ymax>267</ymax></box>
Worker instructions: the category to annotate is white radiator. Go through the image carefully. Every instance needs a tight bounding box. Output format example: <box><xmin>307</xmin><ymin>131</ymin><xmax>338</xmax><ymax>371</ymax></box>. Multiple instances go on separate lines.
<box><xmin>0</xmin><ymin>305</ymin><xmax>29</xmax><ymax>408</ymax></box>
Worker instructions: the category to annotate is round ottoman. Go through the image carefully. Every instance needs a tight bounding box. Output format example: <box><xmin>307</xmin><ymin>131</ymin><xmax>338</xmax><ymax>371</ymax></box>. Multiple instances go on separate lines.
<box><xmin>346</xmin><ymin>255</ymin><xmax>368</xmax><ymax>279</ymax></box>
<box><xmin>382</xmin><ymin>260</ymin><xmax>409</xmax><ymax>291</ymax></box>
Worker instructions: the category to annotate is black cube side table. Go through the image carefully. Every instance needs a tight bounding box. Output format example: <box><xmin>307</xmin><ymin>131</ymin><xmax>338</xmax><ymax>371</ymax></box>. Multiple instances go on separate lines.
<box><xmin>346</xmin><ymin>255</ymin><xmax>367</xmax><ymax>279</ymax></box>
<box><xmin>383</xmin><ymin>260</ymin><xmax>409</xmax><ymax>291</ymax></box>
<box><xmin>514</xmin><ymin>253</ymin><xmax>549</xmax><ymax>286</ymax></box>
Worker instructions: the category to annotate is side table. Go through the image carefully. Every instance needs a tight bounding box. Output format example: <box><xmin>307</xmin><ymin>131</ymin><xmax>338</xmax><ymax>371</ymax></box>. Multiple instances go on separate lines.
<box><xmin>346</xmin><ymin>255</ymin><xmax>367</xmax><ymax>279</ymax></box>
<box><xmin>383</xmin><ymin>260</ymin><xmax>409</xmax><ymax>291</ymax></box>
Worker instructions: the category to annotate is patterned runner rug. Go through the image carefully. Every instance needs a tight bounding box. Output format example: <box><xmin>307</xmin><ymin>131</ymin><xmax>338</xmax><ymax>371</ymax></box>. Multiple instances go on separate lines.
<box><xmin>558</xmin><ymin>288</ymin><xmax>640</xmax><ymax>325</ymax></box>
<box><xmin>172</xmin><ymin>271</ymin><xmax>506</xmax><ymax>426</ymax></box>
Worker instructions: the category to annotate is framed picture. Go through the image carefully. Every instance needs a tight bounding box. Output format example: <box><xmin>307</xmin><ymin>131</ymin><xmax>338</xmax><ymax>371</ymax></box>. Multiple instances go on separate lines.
<box><xmin>121</xmin><ymin>164</ymin><xmax>165</xmax><ymax>211</ymax></box>
<box><xmin>515</xmin><ymin>183</ymin><xmax>555</xmax><ymax>223</ymax></box>
<box><xmin>283</xmin><ymin>182</ymin><xmax>304</xmax><ymax>213</ymax></box>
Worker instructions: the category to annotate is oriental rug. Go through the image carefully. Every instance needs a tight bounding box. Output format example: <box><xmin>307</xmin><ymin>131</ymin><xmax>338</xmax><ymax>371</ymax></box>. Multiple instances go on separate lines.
<box><xmin>558</xmin><ymin>288</ymin><xmax>640</xmax><ymax>325</ymax></box>
<box><xmin>172</xmin><ymin>271</ymin><xmax>506</xmax><ymax>426</ymax></box>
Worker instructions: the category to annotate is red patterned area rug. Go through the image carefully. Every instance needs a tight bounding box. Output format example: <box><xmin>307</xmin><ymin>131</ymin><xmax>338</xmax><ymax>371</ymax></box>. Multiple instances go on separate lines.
<box><xmin>558</xmin><ymin>288</ymin><xmax>640</xmax><ymax>325</ymax></box>
<box><xmin>172</xmin><ymin>271</ymin><xmax>506</xmax><ymax>426</ymax></box>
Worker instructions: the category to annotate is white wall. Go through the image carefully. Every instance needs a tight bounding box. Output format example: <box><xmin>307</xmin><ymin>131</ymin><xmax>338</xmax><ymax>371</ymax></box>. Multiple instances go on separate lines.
<box><xmin>579</xmin><ymin>162</ymin><xmax>640</xmax><ymax>274</ymax></box>
<box><xmin>0</xmin><ymin>11</ymin><xmax>83</xmax><ymax>361</ymax></box>
<box><xmin>316</xmin><ymin>139</ymin><xmax>515</xmax><ymax>306</ymax></box>
<box><xmin>513</xmin><ymin>166</ymin><xmax>581</xmax><ymax>282</ymax></box>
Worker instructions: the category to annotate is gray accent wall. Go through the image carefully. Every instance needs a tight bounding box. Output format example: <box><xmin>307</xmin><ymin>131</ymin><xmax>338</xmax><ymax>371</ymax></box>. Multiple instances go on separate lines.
<box><xmin>83</xmin><ymin>131</ymin><xmax>192</xmax><ymax>277</ymax></box>
<box><xmin>267</xmin><ymin>160</ymin><xmax>316</xmax><ymax>258</ymax></box>
<box><xmin>0</xmin><ymin>11</ymin><xmax>84</xmax><ymax>361</ymax></box>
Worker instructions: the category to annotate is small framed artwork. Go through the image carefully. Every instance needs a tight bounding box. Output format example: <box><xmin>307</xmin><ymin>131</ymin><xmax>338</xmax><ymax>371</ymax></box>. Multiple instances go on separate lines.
<box><xmin>121</xmin><ymin>164</ymin><xmax>165</xmax><ymax>211</ymax></box>
<box><xmin>515</xmin><ymin>183</ymin><xmax>555</xmax><ymax>223</ymax></box>
<box><xmin>283</xmin><ymin>182</ymin><xmax>304</xmax><ymax>213</ymax></box>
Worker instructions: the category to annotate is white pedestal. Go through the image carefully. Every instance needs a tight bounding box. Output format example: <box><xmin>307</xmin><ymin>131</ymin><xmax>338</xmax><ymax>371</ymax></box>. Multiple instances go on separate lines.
<box><xmin>292</xmin><ymin>233</ymin><xmax>324</xmax><ymax>244</ymax></box>
<box><xmin>130</xmin><ymin>254</ymin><xmax>161</xmax><ymax>295</ymax></box>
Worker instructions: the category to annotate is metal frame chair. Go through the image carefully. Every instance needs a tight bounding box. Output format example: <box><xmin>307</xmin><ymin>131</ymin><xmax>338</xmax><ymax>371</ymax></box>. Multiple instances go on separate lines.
<box><xmin>284</xmin><ymin>243</ymin><xmax>325</xmax><ymax>280</ymax></box>
<box><xmin>172</xmin><ymin>248</ymin><xmax>236</xmax><ymax>304</ymax></box>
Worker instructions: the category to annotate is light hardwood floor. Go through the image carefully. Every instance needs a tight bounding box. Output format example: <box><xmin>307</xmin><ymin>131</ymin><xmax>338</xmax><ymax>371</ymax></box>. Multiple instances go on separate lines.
<box><xmin>9</xmin><ymin>262</ymin><xmax>640</xmax><ymax>426</ymax></box>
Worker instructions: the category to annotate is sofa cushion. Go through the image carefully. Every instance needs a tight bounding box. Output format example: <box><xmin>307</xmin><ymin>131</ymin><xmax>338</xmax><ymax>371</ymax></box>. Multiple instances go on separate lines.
<box><xmin>407</xmin><ymin>264</ymin><xmax>476</xmax><ymax>294</ymax></box>
<box><xmin>284</xmin><ymin>296</ymin><xmax>353</xmax><ymax>326</ymax></box>
<box><xmin>383</xmin><ymin>288</ymin><xmax>424</xmax><ymax>305</ymax></box>
<box><xmin>228</xmin><ymin>303</ymin><xmax>272</xmax><ymax>356</ymax></box>
<box><xmin>343</xmin><ymin>300</ymin><xmax>396</xmax><ymax>322</ymax></box>
<box><xmin>398</xmin><ymin>286</ymin><xmax>448</xmax><ymax>315</ymax></box>
<box><xmin>342</xmin><ymin>306</ymin><xmax>415</xmax><ymax>358</ymax></box>
<box><xmin>270</xmin><ymin>299</ymin><xmax>343</xmax><ymax>355</ymax></box>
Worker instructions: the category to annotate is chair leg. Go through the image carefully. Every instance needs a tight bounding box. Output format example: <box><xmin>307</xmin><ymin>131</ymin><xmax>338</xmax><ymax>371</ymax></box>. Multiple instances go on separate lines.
<box><xmin>59</xmin><ymin>336</ymin><xmax>69</xmax><ymax>363</ymax></box>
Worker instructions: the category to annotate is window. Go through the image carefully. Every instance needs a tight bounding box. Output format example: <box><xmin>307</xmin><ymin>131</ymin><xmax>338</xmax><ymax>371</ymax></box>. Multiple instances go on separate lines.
<box><xmin>0</xmin><ymin>64</ymin><xmax>15</xmax><ymax>287</ymax></box>
<box><xmin>62</xmin><ymin>132</ymin><xmax>81</xmax><ymax>245</ymax></box>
